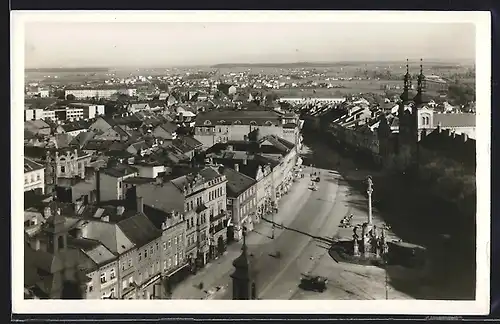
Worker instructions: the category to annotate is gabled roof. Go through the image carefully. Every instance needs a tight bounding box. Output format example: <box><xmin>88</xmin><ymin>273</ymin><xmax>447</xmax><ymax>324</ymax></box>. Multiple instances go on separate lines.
<box><xmin>171</xmin><ymin>136</ymin><xmax>203</xmax><ymax>153</ymax></box>
<box><xmin>219</xmin><ymin>166</ymin><xmax>256</xmax><ymax>198</ymax></box>
<box><xmin>24</xmin><ymin>157</ymin><xmax>45</xmax><ymax>172</ymax></box>
<box><xmin>25</xmin><ymin>119</ymin><xmax>50</xmax><ymax>130</ymax></box>
<box><xmin>69</xmin><ymin>131</ymin><xmax>96</xmax><ymax>148</ymax></box>
<box><xmin>117</xmin><ymin>212</ymin><xmax>161</xmax><ymax>247</ymax></box>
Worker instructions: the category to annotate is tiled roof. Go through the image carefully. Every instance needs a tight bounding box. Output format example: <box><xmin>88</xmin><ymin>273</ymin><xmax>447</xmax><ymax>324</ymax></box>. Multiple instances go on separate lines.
<box><xmin>157</xmin><ymin>121</ymin><xmax>178</xmax><ymax>134</ymax></box>
<box><xmin>24</xmin><ymin>157</ymin><xmax>44</xmax><ymax>172</ymax></box>
<box><xmin>25</xmin><ymin>120</ymin><xmax>50</xmax><ymax>130</ymax></box>
<box><xmin>171</xmin><ymin>136</ymin><xmax>203</xmax><ymax>154</ymax></box>
<box><xmin>117</xmin><ymin>212</ymin><xmax>161</xmax><ymax>247</ymax></box>
<box><xmin>219</xmin><ymin>166</ymin><xmax>256</xmax><ymax>198</ymax></box>
<box><xmin>102</xmin><ymin>163</ymin><xmax>138</xmax><ymax>178</ymax></box>
<box><xmin>70</xmin><ymin>131</ymin><xmax>96</xmax><ymax>148</ymax></box>
<box><xmin>61</xmin><ymin>120</ymin><xmax>91</xmax><ymax>133</ymax></box>
<box><xmin>82</xmin><ymin>139</ymin><xmax>114</xmax><ymax>151</ymax></box>
<box><xmin>195</xmin><ymin>109</ymin><xmax>282</xmax><ymax>126</ymax></box>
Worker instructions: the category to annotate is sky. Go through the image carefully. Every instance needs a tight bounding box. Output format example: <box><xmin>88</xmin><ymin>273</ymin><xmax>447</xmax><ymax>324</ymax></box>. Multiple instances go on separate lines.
<box><xmin>24</xmin><ymin>22</ymin><xmax>476</xmax><ymax>68</ymax></box>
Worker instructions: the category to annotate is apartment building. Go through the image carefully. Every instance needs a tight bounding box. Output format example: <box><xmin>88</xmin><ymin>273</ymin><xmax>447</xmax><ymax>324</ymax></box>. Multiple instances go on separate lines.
<box><xmin>24</xmin><ymin>103</ymin><xmax>105</xmax><ymax>122</ymax></box>
<box><xmin>65</xmin><ymin>87</ymin><xmax>137</xmax><ymax>99</ymax></box>
<box><xmin>136</xmin><ymin>166</ymin><xmax>227</xmax><ymax>269</ymax></box>
<box><xmin>194</xmin><ymin>109</ymin><xmax>301</xmax><ymax>149</ymax></box>
<box><xmin>24</xmin><ymin>157</ymin><xmax>45</xmax><ymax>194</ymax></box>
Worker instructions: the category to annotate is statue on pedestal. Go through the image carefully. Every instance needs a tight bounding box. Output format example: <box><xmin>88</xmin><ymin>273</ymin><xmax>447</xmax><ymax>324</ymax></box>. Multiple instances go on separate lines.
<box><xmin>353</xmin><ymin>226</ymin><xmax>360</xmax><ymax>257</ymax></box>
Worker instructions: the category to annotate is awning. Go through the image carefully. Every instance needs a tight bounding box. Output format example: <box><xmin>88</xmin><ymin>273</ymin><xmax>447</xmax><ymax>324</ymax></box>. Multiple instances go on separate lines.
<box><xmin>165</xmin><ymin>263</ymin><xmax>189</xmax><ymax>278</ymax></box>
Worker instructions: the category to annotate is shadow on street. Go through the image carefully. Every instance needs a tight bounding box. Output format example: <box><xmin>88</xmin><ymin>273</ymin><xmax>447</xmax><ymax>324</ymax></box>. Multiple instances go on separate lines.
<box><xmin>301</xmin><ymin>130</ymin><xmax>476</xmax><ymax>300</ymax></box>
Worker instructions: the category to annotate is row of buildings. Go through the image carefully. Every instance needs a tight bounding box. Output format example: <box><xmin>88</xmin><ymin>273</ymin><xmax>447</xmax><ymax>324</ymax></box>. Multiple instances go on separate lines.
<box><xmin>23</xmin><ymin>102</ymin><xmax>303</xmax><ymax>300</ymax></box>
<box><xmin>301</xmin><ymin>61</ymin><xmax>476</xmax><ymax>174</ymax></box>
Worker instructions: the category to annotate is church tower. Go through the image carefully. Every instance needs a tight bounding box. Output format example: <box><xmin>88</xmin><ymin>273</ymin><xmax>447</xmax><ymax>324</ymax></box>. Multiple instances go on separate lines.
<box><xmin>43</xmin><ymin>203</ymin><xmax>68</xmax><ymax>255</ymax></box>
<box><xmin>230</xmin><ymin>227</ymin><xmax>257</xmax><ymax>300</ymax></box>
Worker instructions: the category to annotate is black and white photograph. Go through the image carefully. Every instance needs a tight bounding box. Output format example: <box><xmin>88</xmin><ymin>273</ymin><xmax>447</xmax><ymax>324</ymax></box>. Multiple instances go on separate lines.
<box><xmin>11</xmin><ymin>11</ymin><xmax>490</xmax><ymax>315</ymax></box>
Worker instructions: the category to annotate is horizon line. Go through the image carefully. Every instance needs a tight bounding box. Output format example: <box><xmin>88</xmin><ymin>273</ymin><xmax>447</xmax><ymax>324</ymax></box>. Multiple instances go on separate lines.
<box><xmin>25</xmin><ymin>58</ymin><xmax>476</xmax><ymax>70</ymax></box>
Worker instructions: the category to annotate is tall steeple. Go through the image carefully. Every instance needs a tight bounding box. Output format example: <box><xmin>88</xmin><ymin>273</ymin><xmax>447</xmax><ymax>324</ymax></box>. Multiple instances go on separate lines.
<box><xmin>413</xmin><ymin>58</ymin><xmax>426</xmax><ymax>106</ymax></box>
<box><xmin>400</xmin><ymin>59</ymin><xmax>411</xmax><ymax>103</ymax></box>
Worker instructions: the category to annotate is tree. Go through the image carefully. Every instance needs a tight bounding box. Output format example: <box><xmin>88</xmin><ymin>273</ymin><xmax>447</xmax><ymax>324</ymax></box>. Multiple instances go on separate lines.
<box><xmin>66</xmin><ymin>94</ymin><xmax>76</xmax><ymax>101</ymax></box>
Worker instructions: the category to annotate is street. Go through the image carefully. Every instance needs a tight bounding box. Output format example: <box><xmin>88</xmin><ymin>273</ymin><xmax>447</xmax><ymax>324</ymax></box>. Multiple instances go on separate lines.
<box><xmin>171</xmin><ymin>144</ymin><xmax>415</xmax><ymax>300</ymax></box>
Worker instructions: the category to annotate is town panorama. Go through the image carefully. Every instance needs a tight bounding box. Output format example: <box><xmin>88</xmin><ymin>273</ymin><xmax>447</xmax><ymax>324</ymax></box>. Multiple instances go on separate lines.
<box><xmin>23</xmin><ymin>57</ymin><xmax>476</xmax><ymax>301</ymax></box>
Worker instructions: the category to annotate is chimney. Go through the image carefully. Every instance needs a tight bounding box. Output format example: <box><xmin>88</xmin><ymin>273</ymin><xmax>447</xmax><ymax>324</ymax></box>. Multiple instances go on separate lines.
<box><xmin>137</xmin><ymin>196</ymin><xmax>144</xmax><ymax>213</ymax></box>
<box><xmin>117</xmin><ymin>206</ymin><xmax>125</xmax><ymax>216</ymax></box>
<box><xmin>437</xmin><ymin>122</ymin><xmax>442</xmax><ymax>133</ymax></box>
<box><xmin>243</xmin><ymin>158</ymin><xmax>247</xmax><ymax>165</ymax></box>
<box><xmin>234</xmin><ymin>164</ymin><xmax>239</xmax><ymax>172</ymax></box>
<box><xmin>95</xmin><ymin>168</ymin><xmax>101</xmax><ymax>203</ymax></box>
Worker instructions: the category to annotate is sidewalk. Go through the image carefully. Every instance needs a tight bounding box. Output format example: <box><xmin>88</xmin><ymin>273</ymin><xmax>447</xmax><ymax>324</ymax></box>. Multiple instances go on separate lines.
<box><xmin>171</xmin><ymin>171</ymin><xmax>312</xmax><ymax>299</ymax></box>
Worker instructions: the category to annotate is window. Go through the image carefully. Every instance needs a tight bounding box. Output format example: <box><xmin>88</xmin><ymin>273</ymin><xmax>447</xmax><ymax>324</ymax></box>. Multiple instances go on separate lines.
<box><xmin>110</xmin><ymin>268</ymin><xmax>116</xmax><ymax>280</ymax></box>
<box><xmin>122</xmin><ymin>280</ymin><xmax>127</xmax><ymax>290</ymax></box>
<box><xmin>179</xmin><ymin>235</ymin><xmax>183</xmax><ymax>244</ymax></box>
<box><xmin>88</xmin><ymin>283</ymin><xmax>93</xmax><ymax>292</ymax></box>
<box><xmin>151</xmin><ymin>264</ymin><xmax>154</xmax><ymax>274</ymax></box>
<box><xmin>138</xmin><ymin>272</ymin><xmax>142</xmax><ymax>283</ymax></box>
<box><xmin>150</xmin><ymin>246</ymin><xmax>154</xmax><ymax>255</ymax></box>
<box><xmin>138</xmin><ymin>252</ymin><xmax>142</xmax><ymax>261</ymax></box>
<box><xmin>121</xmin><ymin>262</ymin><xmax>125</xmax><ymax>271</ymax></box>
<box><xmin>119</xmin><ymin>182</ymin><xmax>122</xmax><ymax>189</ymax></box>
<box><xmin>31</xmin><ymin>174</ymin><xmax>35</xmax><ymax>183</ymax></box>
<box><xmin>100</xmin><ymin>272</ymin><xmax>106</xmax><ymax>284</ymax></box>
<box><xmin>174</xmin><ymin>254</ymin><xmax>178</xmax><ymax>266</ymax></box>
<box><xmin>163</xmin><ymin>260</ymin><xmax>167</xmax><ymax>270</ymax></box>
<box><xmin>168</xmin><ymin>239</ymin><xmax>171</xmax><ymax>248</ymax></box>
<box><xmin>168</xmin><ymin>257</ymin><xmax>172</xmax><ymax>268</ymax></box>
<box><xmin>128</xmin><ymin>276</ymin><xmax>134</xmax><ymax>285</ymax></box>
<box><xmin>144</xmin><ymin>249</ymin><xmax>148</xmax><ymax>258</ymax></box>
<box><xmin>163</xmin><ymin>242</ymin><xmax>167</xmax><ymax>250</ymax></box>
<box><xmin>110</xmin><ymin>288</ymin><xmax>115</xmax><ymax>298</ymax></box>
<box><xmin>60</xmin><ymin>165</ymin><xmax>66</xmax><ymax>173</ymax></box>
<box><xmin>174</xmin><ymin>237</ymin><xmax>177</xmax><ymax>245</ymax></box>
<box><xmin>156</xmin><ymin>261</ymin><xmax>160</xmax><ymax>272</ymax></box>
<box><xmin>179</xmin><ymin>251</ymin><xmax>183</xmax><ymax>261</ymax></box>
<box><xmin>128</xmin><ymin>258</ymin><xmax>132</xmax><ymax>267</ymax></box>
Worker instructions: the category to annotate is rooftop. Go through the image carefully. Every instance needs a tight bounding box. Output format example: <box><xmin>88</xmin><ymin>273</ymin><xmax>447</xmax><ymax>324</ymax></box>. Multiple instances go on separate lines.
<box><xmin>24</xmin><ymin>157</ymin><xmax>45</xmax><ymax>173</ymax></box>
<box><xmin>219</xmin><ymin>166</ymin><xmax>256</xmax><ymax>198</ymax></box>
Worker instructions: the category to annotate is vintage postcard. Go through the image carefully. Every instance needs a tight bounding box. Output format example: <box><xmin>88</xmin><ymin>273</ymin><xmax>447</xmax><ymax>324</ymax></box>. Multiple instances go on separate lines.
<box><xmin>11</xmin><ymin>10</ymin><xmax>490</xmax><ymax>315</ymax></box>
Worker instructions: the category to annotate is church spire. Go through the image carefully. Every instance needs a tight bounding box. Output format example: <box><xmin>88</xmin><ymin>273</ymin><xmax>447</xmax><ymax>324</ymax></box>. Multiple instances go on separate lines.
<box><xmin>414</xmin><ymin>58</ymin><xmax>426</xmax><ymax>106</ymax></box>
<box><xmin>400</xmin><ymin>59</ymin><xmax>411</xmax><ymax>103</ymax></box>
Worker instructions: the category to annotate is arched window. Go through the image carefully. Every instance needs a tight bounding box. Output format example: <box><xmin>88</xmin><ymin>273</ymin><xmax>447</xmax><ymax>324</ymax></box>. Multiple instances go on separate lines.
<box><xmin>204</xmin><ymin>120</ymin><xmax>212</xmax><ymax>126</ymax></box>
<box><xmin>265</xmin><ymin>121</ymin><xmax>274</xmax><ymax>126</ymax></box>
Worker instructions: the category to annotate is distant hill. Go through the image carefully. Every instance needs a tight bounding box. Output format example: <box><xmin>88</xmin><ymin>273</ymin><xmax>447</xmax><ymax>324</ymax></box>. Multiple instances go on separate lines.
<box><xmin>211</xmin><ymin>60</ymin><xmax>474</xmax><ymax>69</ymax></box>
<box><xmin>25</xmin><ymin>67</ymin><xmax>110</xmax><ymax>73</ymax></box>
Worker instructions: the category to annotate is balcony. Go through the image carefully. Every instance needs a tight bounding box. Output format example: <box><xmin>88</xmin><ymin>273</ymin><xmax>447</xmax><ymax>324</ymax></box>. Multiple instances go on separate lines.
<box><xmin>209</xmin><ymin>222</ymin><xmax>226</xmax><ymax>236</ymax></box>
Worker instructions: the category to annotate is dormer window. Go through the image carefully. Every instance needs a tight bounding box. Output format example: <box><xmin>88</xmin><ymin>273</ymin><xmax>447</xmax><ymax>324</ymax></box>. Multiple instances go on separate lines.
<box><xmin>204</xmin><ymin>120</ymin><xmax>212</xmax><ymax>126</ymax></box>
<box><xmin>250</xmin><ymin>121</ymin><xmax>257</xmax><ymax>126</ymax></box>
<box><xmin>219</xmin><ymin>120</ymin><xmax>226</xmax><ymax>124</ymax></box>
<box><xmin>265</xmin><ymin>121</ymin><xmax>274</xmax><ymax>126</ymax></box>
<box><xmin>233</xmin><ymin>120</ymin><xmax>242</xmax><ymax>125</ymax></box>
